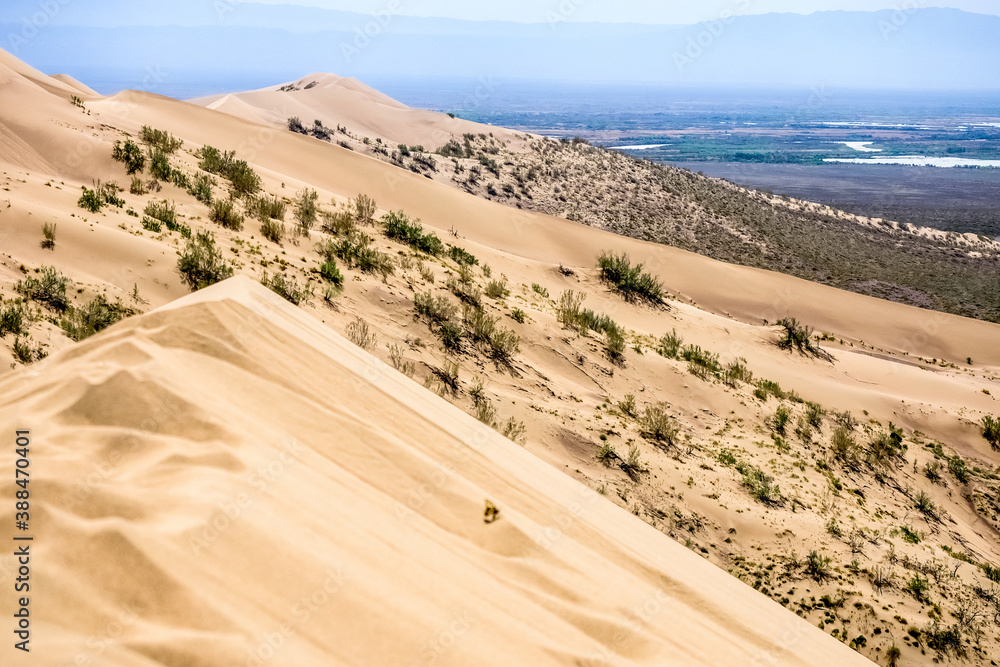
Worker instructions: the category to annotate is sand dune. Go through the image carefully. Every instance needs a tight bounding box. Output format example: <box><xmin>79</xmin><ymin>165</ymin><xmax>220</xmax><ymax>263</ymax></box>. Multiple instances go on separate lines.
<box><xmin>0</xmin><ymin>277</ymin><xmax>871</xmax><ymax>666</ymax></box>
<box><xmin>2</xmin><ymin>48</ymin><xmax>1000</xmax><ymax>665</ymax></box>
<box><xmin>191</xmin><ymin>72</ymin><xmax>523</xmax><ymax>149</ymax></box>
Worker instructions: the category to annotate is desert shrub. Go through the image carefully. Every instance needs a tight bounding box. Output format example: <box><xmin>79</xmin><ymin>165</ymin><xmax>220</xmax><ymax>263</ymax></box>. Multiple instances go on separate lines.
<box><xmin>948</xmin><ymin>456</ymin><xmax>970</xmax><ymax>483</ymax></box>
<box><xmin>914</xmin><ymin>491</ymin><xmax>936</xmax><ymax>516</ymax></box>
<box><xmin>923</xmin><ymin>624</ymin><xmax>964</xmax><ymax>658</ymax></box>
<box><xmin>414</xmin><ymin>292</ymin><xmax>459</xmax><ymax>326</ymax></box>
<box><xmin>287</xmin><ymin>117</ymin><xmax>307</xmax><ymax>134</ymax></box>
<box><xmin>656</xmin><ymin>329</ymin><xmax>683</xmax><ymax>359</ymax></box>
<box><xmin>317</xmin><ymin>233</ymin><xmax>394</xmax><ymax>279</ymax></box>
<box><xmin>11</xmin><ymin>337</ymin><xmax>45</xmax><ymax>364</ymax></box>
<box><xmin>621</xmin><ymin>445</ymin><xmax>648</xmax><ymax>479</ymax></box>
<box><xmin>112</xmin><ymin>138</ymin><xmax>145</xmax><ymax>174</ymax></box>
<box><xmin>0</xmin><ymin>300</ymin><xmax>26</xmax><ymax>337</ymax></box>
<box><xmin>640</xmin><ymin>403</ymin><xmax>680</xmax><ymax>446</ymax></box>
<box><xmin>353</xmin><ymin>194</ymin><xmax>377</xmax><ymax>225</ymax></box>
<box><xmin>209</xmin><ymin>199</ymin><xmax>244</xmax><ymax>231</ymax></box>
<box><xmin>485</xmin><ymin>278</ymin><xmax>509</xmax><ymax>299</ymax></box>
<box><xmin>438</xmin><ymin>321</ymin><xmax>464</xmax><ymax>351</ymax></box>
<box><xmin>447</xmin><ymin>267</ymin><xmax>482</xmax><ymax>308</ymax></box>
<box><xmin>830</xmin><ymin>425</ymin><xmax>861</xmax><ymax>467</ymax></box>
<box><xmin>141</xmin><ymin>217</ymin><xmax>162</xmax><ymax>233</ymax></box>
<box><xmin>982</xmin><ymin>416</ymin><xmax>1000</xmax><ymax>450</ymax></box>
<box><xmin>140</xmin><ymin>126</ymin><xmax>183</xmax><ymax>153</ymax></box>
<box><xmin>169</xmin><ymin>168</ymin><xmax>190</xmax><ymax>190</ymax></box>
<box><xmin>905</xmin><ymin>574</ymin><xmax>930</xmax><ymax>603</ymax></box>
<box><xmin>825</xmin><ymin>518</ymin><xmax>843</xmax><ymax>537</ymax></box>
<box><xmin>488</xmin><ymin>328</ymin><xmax>520</xmax><ymax>363</ymax></box>
<box><xmin>511</xmin><ymin>308</ymin><xmax>526</xmax><ymax>323</ymax></box>
<box><xmin>198</xmin><ymin>146</ymin><xmax>261</xmax><ymax>197</ymax></box>
<box><xmin>618</xmin><ymin>394</ymin><xmax>637</xmax><ymax>418</ymax></box>
<box><xmin>93</xmin><ymin>181</ymin><xmax>124</xmax><ymax>208</ymax></box>
<box><xmin>805</xmin><ymin>402</ymin><xmax>825</xmax><ymax>429</ymax></box>
<box><xmin>187</xmin><ymin>174</ymin><xmax>214</xmax><ymax>204</ymax></box>
<box><xmin>261</xmin><ymin>272</ymin><xmax>311</xmax><ymax>305</ymax></box>
<box><xmin>794</xmin><ymin>416</ymin><xmax>812</xmax><ymax>443</ymax></box>
<box><xmin>60</xmin><ymin>296</ymin><xmax>134</xmax><ymax>341</ymax></box>
<box><xmin>464</xmin><ymin>306</ymin><xmax>497</xmax><ymax>345</ymax></box>
<box><xmin>130</xmin><ymin>176</ymin><xmax>148</xmax><ymax>195</ymax></box>
<box><xmin>866</xmin><ymin>424</ymin><xmax>906</xmax><ymax>472</ymax></box>
<box><xmin>321</xmin><ymin>209</ymin><xmax>355</xmax><ymax>236</ymax></box>
<box><xmin>40</xmin><ymin>221</ymin><xmax>56</xmax><ymax>250</ymax></box>
<box><xmin>345</xmin><ymin>317</ymin><xmax>377</xmax><ymax>350</ymax></box>
<box><xmin>420</xmin><ymin>265</ymin><xmax>435</xmax><ymax>284</ymax></box>
<box><xmin>432</xmin><ymin>359</ymin><xmax>461</xmax><ymax>395</ymax></box>
<box><xmin>770</xmin><ymin>404</ymin><xmax>791</xmax><ymax>434</ymax></box>
<box><xmin>144</xmin><ymin>200</ymin><xmax>176</xmax><ymax>225</ymax></box>
<box><xmin>261</xmin><ymin>217</ymin><xmax>285</xmax><ymax>244</ymax></box>
<box><xmin>754</xmin><ymin>379</ymin><xmax>788</xmax><ymax>402</ymax></box>
<box><xmin>381</xmin><ymin>210</ymin><xmax>443</xmax><ymax>255</ymax></box>
<box><xmin>476</xmin><ymin>399</ymin><xmax>497</xmax><ymax>426</ymax></box>
<box><xmin>531</xmin><ymin>283</ymin><xmax>549</xmax><ymax>298</ymax></box>
<box><xmin>319</xmin><ymin>260</ymin><xmax>343</xmax><ymax>287</ymax></box>
<box><xmin>16</xmin><ymin>266</ymin><xmax>71</xmax><ymax>311</ymax></box>
<box><xmin>681</xmin><ymin>344</ymin><xmax>721</xmax><ymax>380</ymax></box>
<box><xmin>722</xmin><ymin>357</ymin><xmax>753</xmax><ymax>387</ymax></box>
<box><xmin>448</xmin><ymin>245</ymin><xmax>478</xmax><ymax>266</ymax></box>
<box><xmin>597</xmin><ymin>251</ymin><xmax>664</xmax><ymax>305</ymax></box>
<box><xmin>250</xmin><ymin>194</ymin><xmax>287</xmax><ymax>221</ymax></box>
<box><xmin>148</xmin><ymin>148</ymin><xmax>172</xmax><ymax>181</ymax></box>
<box><xmin>833</xmin><ymin>410</ymin><xmax>858</xmax><ymax>430</ymax></box>
<box><xmin>177</xmin><ymin>232</ymin><xmax>233</xmax><ymax>290</ymax></box>
<box><xmin>293</xmin><ymin>188</ymin><xmax>319</xmax><ymax>235</ymax></box>
<box><xmin>78</xmin><ymin>187</ymin><xmax>102</xmax><ymax>213</ymax></box>
<box><xmin>805</xmin><ymin>550</ymin><xmax>831</xmax><ymax>580</ymax></box>
<box><xmin>499</xmin><ymin>417</ymin><xmax>527</xmax><ymax>444</ymax></box>
<box><xmin>605</xmin><ymin>326</ymin><xmax>626</xmax><ymax>364</ymax></box>
<box><xmin>556</xmin><ymin>289</ymin><xmax>585</xmax><ymax>328</ymax></box>
<box><xmin>776</xmin><ymin>317</ymin><xmax>820</xmax><ymax>356</ymax></box>
<box><xmin>738</xmin><ymin>461</ymin><xmax>783</xmax><ymax>505</ymax></box>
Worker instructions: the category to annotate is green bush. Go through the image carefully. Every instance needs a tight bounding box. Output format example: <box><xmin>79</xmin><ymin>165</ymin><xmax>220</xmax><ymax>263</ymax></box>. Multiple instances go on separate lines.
<box><xmin>177</xmin><ymin>232</ymin><xmax>234</xmax><ymax>290</ymax></box>
<box><xmin>144</xmin><ymin>200</ymin><xmax>176</xmax><ymax>225</ymax></box>
<box><xmin>78</xmin><ymin>187</ymin><xmax>102</xmax><ymax>213</ymax></box>
<box><xmin>830</xmin><ymin>426</ymin><xmax>860</xmax><ymax>467</ymax></box>
<box><xmin>381</xmin><ymin>210</ymin><xmax>443</xmax><ymax>255</ymax></box>
<box><xmin>722</xmin><ymin>357</ymin><xmax>753</xmax><ymax>387</ymax></box>
<box><xmin>0</xmin><ymin>300</ymin><xmax>26</xmax><ymax>337</ymax></box>
<box><xmin>321</xmin><ymin>209</ymin><xmax>355</xmax><ymax>236</ymax></box>
<box><xmin>776</xmin><ymin>318</ymin><xmax>820</xmax><ymax>356</ymax></box>
<box><xmin>448</xmin><ymin>245</ymin><xmax>478</xmax><ymax>266</ymax></box>
<box><xmin>250</xmin><ymin>194</ymin><xmax>287</xmax><ymax>221</ymax></box>
<box><xmin>640</xmin><ymin>403</ymin><xmax>680</xmax><ymax>446</ymax></box>
<box><xmin>353</xmin><ymin>194</ymin><xmax>377</xmax><ymax>226</ymax></box>
<box><xmin>112</xmin><ymin>139</ymin><xmax>146</xmax><ymax>174</ymax></box>
<box><xmin>681</xmin><ymin>344</ymin><xmax>721</xmax><ymax>380</ymax></box>
<box><xmin>261</xmin><ymin>217</ymin><xmax>285</xmax><ymax>244</ymax></box>
<box><xmin>738</xmin><ymin>461</ymin><xmax>783</xmax><ymax>505</ymax></box>
<box><xmin>319</xmin><ymin>260</ymin><xmax>343</xmax><ymax>287</ymax></box>
<box><xmin>187</xmin><ymin>174</ymin><xmax>214</xmax><ymax>204</ymax></box>
<box><xmin>866</xmin><ymin>424</ymin><xmax>906</xmax><ymax>472</ymax></box>
<box><xmin>531</xmin><ymin>283</ymin><xmax>549</xmax><ymax>298</ymax></box>
<box><xmin>438</xmin><ymin>321</ymin><xmax>464</xmax><ymax>351</ymax></box>
<box><xmin>605</xmin><ymin>326</ymin><xmax>626</xmax><ymax>364</ymax></box>
<box><xmin>316</xmin><ymin>233</ymin><xmax>394</xmax><ymax>279</ymax></box>
<box><xmin>770</xmin><ymin>404</ymin><xmax>791</xmax><ymax>434</ymax></box>
<box><xmin>148</xmin><ymin>148</ymin><xmax>172</xmax><ymax>181</ymax></box>
<box><xmin>209</xmin><ymin>199</ymin><xmax>244</xmax><ymax>231</ymax></box>
<box><xmin>294</xmin><ymin>188</ymin><xmax>319</xmax><ymax>235</ymax></box>
<box><xmin>511</xmin><ymin>308</ymin><xmax>526</xmax><ymax>323</ymax></box>
<box><xmin>60</xmin><ymin>296</ymin><xmax>134</xmax><ymax>341</ymax></box>
<box><xmin>41</xmin><ymin>221</ymin><xmax>56</xmax><ymax>250</ymax></box>
<box><xmin>140</xmin><ymin>126</ymin><xmax>183</xmax><ymax>153</ymax></box>
<box><xmin>16</xmin><ymin>266</ymin><xmax>71</xmax><ymax>311</ymax></box>
<box><xmin>905</xmin><ymin>574</ymin><xmax>930</xmax><ymax>602</ymax></box>
<box><xmin>415</xmin><ymin>292</ymin><xmax>459</xmax><ymax>325</ymax></box>
<box><xmin>982</xmin><ymin>416</ymin><xmax>1000</xmax><ymax>450</ymax></box>
<box><xmin>198</xmin><ymin>146</ymin><xmax>261</xmax><ymax>198</ymax></box>
<box><xmin>805</xmin><ymin>550</ymin><xmax>831</xmax><ymax>580</ymax></box>
<box><xmin>488</xmin><ymin>328</ymin><xmax>520</xmax><ymax>363</ymax></box>
<box><xmin>597</xmin><ymin>251</ymin><xmax>664</xmax><ymax>305</ymax></box>
<box><xmin>656</xmin><ymin>329</ymin><xmax>683</xmax><ymax>359</ymax></box>
<box><xmin>261</xmin><ymin>272</ymin><xmax>311</xmax><ymax>305</ymax></box>
<box><xmin>141</xmin><ymin>217</ymin><xmax>162</xmax><ymax>233</ymax></box>
<box><xmin>485</xmin><ymin>278</ymin><xmax>509</xmax><ymax>299</ymax></box>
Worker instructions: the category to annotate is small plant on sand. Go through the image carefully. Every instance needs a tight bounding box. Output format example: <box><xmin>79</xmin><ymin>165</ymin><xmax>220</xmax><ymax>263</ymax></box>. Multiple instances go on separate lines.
<box><xmin>177</xmin><ymin>232</ymin><xmax>233</xmax><ymax>291</ymax></box>
<box><xmin>830</xmin><ymin>425</ymin><xmax>861</xmax><ymax>468</ymax></box>
<box><xmin>770</xmin><ymin>404</ymin><xmax>791</xmax><ymax>434</ymax></box>
<box><xmin>16</xmin><ymin>266</ymin><xmax>71</xmax><ymax>311</ymax></box>
<box><xmin>656</xmin><ymin>329</ymin><xmax>683</xmax><ymax>359</ymax></box>
<box><xmin>617</xmin><ymin>394</ymin><xmax>637</xmax><ymax>418</ymax></box>
<box><xmin>621</xmin><ymin>444</ymin><xmax>648</xmax><ymax>480</ymax></box>
<box><xmin>319</xmin><ymin>260</ymin><xmax>344</xmax><ymax>287</ymax></box>
<box><xmin>805</xmin><ymin>550</ymin><xmax>831</xmax><ymax>580</ymax></box>
<box><xmin>721</xmin><ymin>357</ymin><xmax>753</xmax><ymax>387</ymax></box>
<box><xmin>737</xmin><ymin>461</ymin><xmax>783</xmax><ymax>505</ymax></box>
<box><xmin>353</xmin><ymin>194</ymin><xmax>377</xmax><ymax>226</ymax></box>
<box><xmin>381</xmin><ymin>210</ymin><xmax>444</xmax><ymax>256</ymax></box>
<box><xmin>144</xmin><ymin>199</ymin><xmax>176</xmax><ymax>225</ymax></box>
<box><xmin>261</xmin><ymin>217</ymin><xmax>285</xmax><ymax>244</ymax></box>
<box><xmin>605</xmin><ymin>325</ymin><xmax>626</xmax><ymax>365</ymax></box>
<box><xmin>112</xmin><ymin>138</ymin><xmax>146</xmax><ymax>174</ymax></box>
<box><xmin>187</xmin><ymin>173</ymin><xmax>214</xmax><ymax>204</ymax></box>
<box><xmin>0</xmin><ymin>300</ymin><xmax>26</xmax><ymax>337</ymax></box>
<box><xmin>776</xmin><ymin>318</ymin><xmax>821</xmax><ymax>356</ymax></box>
<box><xmin>140</xmin><ymin>126</ymin><xmax>183</xmax><ymax>153</ymax></box>
<box><xmin>78</xmin><ymin>187</ymin><xmax>102</xmax><ymax>213</ymax></box>
<box><xmin>485</xmin><ymin>278</ymin><xmax>509</xmax><ymax>299</ymax></box>
<box><xmin>293</xmin><ymin>188</ymin><xmax>319</xmax><ymax>236</ymax></box>
<box><xmin>345</xmin><ymin>317</ymin><xmax>377</xmax><ymax>350</ymax></box>
<box><xmin>60</xmin><ymin>296</ymin><xmax>135</xmax><ymax>341</ymax></box>
<box><xmin>597</xmin><ymin>251</ymin><xmax>664</xmax><ymax>306</ymax></box>
<box><xmin>261</xmin><ymin>272</ymin><xmax>311</xmax><ymax>306</ymax></box>
<box><xmin>209</xmin><ymin>198</ymin><xmax>244</xmax><ymax>231</ymax></box>
<box><xmin>640</xmin><ymin>403</ymin><xmax>680</xmax><ymax>447</ymax></box>
<box><xmin>40</xmin><ymin>222</ymin><xmax>56</xmax><ymax>250</ymax></box>
<box><xmin>448</xmin><ymin>245</ymin><xmax>478</xmax><ymax>267</ymax></box>
<box><xmin>982</xmin><ymin>416</ymin><xmax>1000</xmax><ymax>450</ymax></box>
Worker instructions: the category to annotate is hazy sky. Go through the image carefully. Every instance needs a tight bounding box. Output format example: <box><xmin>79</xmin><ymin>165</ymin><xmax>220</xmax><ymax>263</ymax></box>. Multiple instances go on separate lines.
<box><xmin>249</xmin><ymin>0</ymin><xmax>1000</xmax><ymax>23</ymax></box>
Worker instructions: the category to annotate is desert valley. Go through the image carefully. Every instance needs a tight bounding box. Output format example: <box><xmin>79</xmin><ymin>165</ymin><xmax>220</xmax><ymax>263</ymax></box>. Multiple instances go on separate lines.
<box><xmin>1</xmin><ymin>34</ymin><xmax>1000</xmax><ymax>667</ymax></box>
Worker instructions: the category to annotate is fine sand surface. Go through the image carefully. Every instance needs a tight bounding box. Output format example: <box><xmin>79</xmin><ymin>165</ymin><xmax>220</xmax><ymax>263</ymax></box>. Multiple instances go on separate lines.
<box><xmin>0</xmin><ymin>277</ymin><xmax>875</xmax><ymax>666</ymax></box>
<box><xmin>2</xmin><ymin>48</ymin><xmax>1000</xmax><ymax>665</ymax></box>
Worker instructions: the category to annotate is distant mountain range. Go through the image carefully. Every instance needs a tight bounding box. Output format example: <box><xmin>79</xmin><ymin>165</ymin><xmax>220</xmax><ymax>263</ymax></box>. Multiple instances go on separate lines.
<box><xmin>2</xmin><ymin>2</ymin><xmax>998</xmax><ymax>91</ymax></box>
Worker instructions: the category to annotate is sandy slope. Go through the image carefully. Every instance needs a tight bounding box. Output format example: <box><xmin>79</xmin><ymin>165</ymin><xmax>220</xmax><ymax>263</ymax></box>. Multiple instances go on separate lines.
<box><xmin>0</xmin><ymin>276</ymin><xmax>872</xmax><ymax>666</ymax></box>
<box><xmin>191</xmin><ymin>72</ymin><xmax>522</xmax><ymax>149</ymax></box>
<box><xmin>2</xmin><ymin>49</ymin><xmax>1000</xmax><ymax>665</ymax></box>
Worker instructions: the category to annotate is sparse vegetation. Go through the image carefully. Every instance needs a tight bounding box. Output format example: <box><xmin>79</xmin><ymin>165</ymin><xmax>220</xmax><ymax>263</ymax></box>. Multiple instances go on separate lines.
<box><xmin>640</xmin><ymin>403</ymin><xmax>680</xmax><ymax>446</ymax></box>
<box><xmin>40</xmin><ymin>222</ymin><xmax>56</xmax><ymax>250</ymax></box>
<box><xmin>982</xmin><ymin>416</ymin><xmax>1000</xmax><ymax>450</ymax></box>
<box><xmin>112</xmin><ymin>138</ymin><xmax>146</xmax><ymax>174</ymax></box>
<box><xmin>140</xmin><ymin>126</ymin><xmax>183</xmax><ymax>153</ymax></box>
<box><xmin>316</xmin><ymin>233</ymin><xmax>395</xmax><ymax>279</ymax></box>
<box><xmin>198</xmin><ymin>145</ymin><xmax>262</xmax><ymax>198</ymax></box>
<box><xmin>77</xmin><ymin>187</ymin><xmax>102</xmax><ymax>213</ymax></box>
<box><xmin>776</xmin><ymin>318</ymin><xmax>820</xmax><ymax>356</ymax></box>
<box><xmin>597</xmin><ymin>251</ymin><xmax>664</xmax><ymax>306</ymax></box>
<box><xmin>209</xmin><ymin>199</ymin><xmax>244</xmax><ymax>231</ymax></box>
<box><xmin>261</xmin><ymin>272</ymin><xmax>311</xmax><ymax>305</ymax></box>
<box><xmin>16</xmin><ymin>266</ymin><xmax>71</xmax><ymax>311</ymax></box>
<box><xmin>60</xmin><ymin>296</ymin><xmax>135</xmax><ymax>341</ymax></box>
<box><xmin>381</xmin><ymin>210</ymin><xmax>444</xmax><ymax>255</ymax></box>
<box><xmin>177</xmin><ymin>232</ymin><xmax>234</xmax><ymax>290</ymax></box>
<box><xmin>345</xmin><ymin>317</ymin><xmax>377</xmax><ymax>350</ymax></box>
<box><xmin>293</xmin><ymin>188</ymin><xmax>319</xmax><ymax>235</ymax></box>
